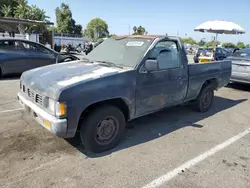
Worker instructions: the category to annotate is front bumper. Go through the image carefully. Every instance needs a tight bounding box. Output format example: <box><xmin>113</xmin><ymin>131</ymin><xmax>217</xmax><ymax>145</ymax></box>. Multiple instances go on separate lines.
<box><xmin>17</xmin><ymin>92</ymin><xmax>67</xmax><ymax>137</ymax></box>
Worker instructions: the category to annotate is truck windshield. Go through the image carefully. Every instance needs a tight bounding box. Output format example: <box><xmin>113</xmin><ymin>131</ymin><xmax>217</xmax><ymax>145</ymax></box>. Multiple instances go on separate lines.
<box><xmin>86</xmin><ymin>37</ymin><xmax>153</xmax><ymax>67</ymax></box>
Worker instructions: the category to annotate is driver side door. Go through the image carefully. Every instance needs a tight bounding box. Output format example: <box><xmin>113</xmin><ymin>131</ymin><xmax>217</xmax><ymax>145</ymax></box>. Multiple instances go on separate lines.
<box><xmin>135</xmin><ymin>39</ymin><xmax>188</xmax><ymax>116</ymax></box>
<box><xmin>21</xmin><ymin>41</ymin><xmax>56</xmax><ymax>71</ymax></box>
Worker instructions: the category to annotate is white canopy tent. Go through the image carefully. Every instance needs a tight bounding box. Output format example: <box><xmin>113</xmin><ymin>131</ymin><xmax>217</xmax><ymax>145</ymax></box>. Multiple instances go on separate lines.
<box><xmin>195</xmin><ymin>20</ymin><xmax>245</xmax><ymax>42</ymax></box>
<box><xmin>194</xmin><ymin>20</ymin><xmax>246</xmax><ymax>62</ymax></box>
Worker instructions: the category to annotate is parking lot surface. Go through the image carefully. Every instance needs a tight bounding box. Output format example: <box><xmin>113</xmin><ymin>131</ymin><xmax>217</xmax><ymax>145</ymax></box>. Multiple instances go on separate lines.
<box><xmin>0</xmin><ymin>77</ymin><xmax>249</xmax><ymax>188</ymax></box>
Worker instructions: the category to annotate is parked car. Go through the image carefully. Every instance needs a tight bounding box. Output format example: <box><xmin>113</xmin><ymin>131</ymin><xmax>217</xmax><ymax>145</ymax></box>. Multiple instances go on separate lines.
<box><xmin>226</xmin><ymin>48</ymin><xmax>250</xmax><ymax>84</ymax></box>
<box><xmin>193</xmin><ymin>47</ymin><xmax>230</xmax><ymax>63</ymax></box>
<box><xmin>225</xmin><ymin>48</ymin><xmax>240</xmax><ymax>55</ymax></box>
<box><xmin>17</xmin><ymin>35</ymin><xmax>232</xmax><ymax>153</ymax></box>
<box><xmin>0</xmin><ymin>38</ymin><xmax>79</xmax><ymax>77</ymax></box>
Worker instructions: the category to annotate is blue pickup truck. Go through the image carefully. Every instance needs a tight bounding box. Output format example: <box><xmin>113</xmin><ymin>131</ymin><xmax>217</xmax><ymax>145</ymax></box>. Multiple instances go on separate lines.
<box><xmin>18</xmin><ymin>35</ymin><xmax>232</xmax><ymax>153</ymax></box>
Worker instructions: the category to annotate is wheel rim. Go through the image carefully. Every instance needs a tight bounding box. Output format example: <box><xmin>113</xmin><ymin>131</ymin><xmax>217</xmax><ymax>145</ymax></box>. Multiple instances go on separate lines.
<box><xmin>202</xmin><ymin>90</ymin><xmax>212</xmax><ymax>108</ymax></box>
<box><xmin>95</xmin><ymin>116</ymin><xmax>119</xmax><ymax>145</ymax></box>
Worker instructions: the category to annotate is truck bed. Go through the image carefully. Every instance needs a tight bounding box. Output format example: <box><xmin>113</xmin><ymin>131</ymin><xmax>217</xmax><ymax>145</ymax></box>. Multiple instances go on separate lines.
<box><xmin>185</xmin><ymin>60</ymin><xmax>232</xmax><ymax>102</ymax></box>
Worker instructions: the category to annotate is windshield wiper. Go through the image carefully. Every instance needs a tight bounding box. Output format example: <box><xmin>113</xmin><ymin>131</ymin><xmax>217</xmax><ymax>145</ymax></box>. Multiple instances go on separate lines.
<box><xmin>95</xmin><ymin>60</ymin><xmax>123</xmax><ymax>69</ymax></box>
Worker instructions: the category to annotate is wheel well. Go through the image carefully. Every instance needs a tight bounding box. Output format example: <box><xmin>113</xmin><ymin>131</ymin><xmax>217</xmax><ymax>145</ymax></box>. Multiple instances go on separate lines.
<box><xmin>202</xmin><ymin>78</ymin><xmax>218</xmax><ymax>90</ymax></box>
<box><xmin>77</xmin><ymin>98</ymin><xmax>130</xmax><ymax>130</ymax></box>
<box><xmin>0</xmin><ymin>66</ymin><xmax>2</xmax><ymax>77</ymax></box>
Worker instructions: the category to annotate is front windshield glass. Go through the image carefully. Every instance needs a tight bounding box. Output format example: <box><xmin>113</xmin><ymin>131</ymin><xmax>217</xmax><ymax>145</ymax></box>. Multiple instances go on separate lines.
<box><xmin>86</xmin><ymin>37</ymin><xmax>153</xmax><ymax>67</ymax></box>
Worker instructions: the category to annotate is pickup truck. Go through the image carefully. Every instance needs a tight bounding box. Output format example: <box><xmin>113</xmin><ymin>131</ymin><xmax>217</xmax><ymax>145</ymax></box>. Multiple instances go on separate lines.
<box><xmin>17</xmin><ymin>35</ymin><xmax>232</xmax><ymax>153</ymax></box>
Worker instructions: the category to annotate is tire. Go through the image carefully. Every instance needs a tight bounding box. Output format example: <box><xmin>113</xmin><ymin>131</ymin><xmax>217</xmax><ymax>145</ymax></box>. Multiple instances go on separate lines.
<box><xmin>79</xmin><ymin>105</ymin><xmax>126</xmax><ymax>153</ymax></box>
<box><xmin>193</xmin><ymin>84</ymin><xmax>214</xmax><ymax>112</ymax></box>
<box><xmin>0</xmin><ymin>67</ymin><xmax>2</xmax><ymax>78</ymax></box>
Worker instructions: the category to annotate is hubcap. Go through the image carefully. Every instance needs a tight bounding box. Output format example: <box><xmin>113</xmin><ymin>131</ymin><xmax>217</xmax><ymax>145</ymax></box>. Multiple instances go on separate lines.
<box><xmin>202</xmin><ymin>91</ymin><xmax>212</xmax><ymax>108</ymax></box>
<box><xmin>95</xmin><ymin>116</ymin><xmax>119</xmax><ymax>145</ymax></box>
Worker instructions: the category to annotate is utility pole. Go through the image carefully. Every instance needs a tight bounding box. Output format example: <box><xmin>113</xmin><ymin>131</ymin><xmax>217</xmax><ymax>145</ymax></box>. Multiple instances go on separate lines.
<box><xmin>129</xmin><ymin>24</ymin><xmax>130</xmax><ymax>35</ymax></box>
<box><xmin>177</xmin><ymin>31</ymin><xmax>179</xmax><ymax>37</ymax></box>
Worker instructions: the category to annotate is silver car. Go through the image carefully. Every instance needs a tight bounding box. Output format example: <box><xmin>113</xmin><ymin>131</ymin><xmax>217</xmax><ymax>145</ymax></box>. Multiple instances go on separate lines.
<box><xmin>227</xmin><ymin>48</ymin><xmax>250</xmax><ymax>84</ymax></box>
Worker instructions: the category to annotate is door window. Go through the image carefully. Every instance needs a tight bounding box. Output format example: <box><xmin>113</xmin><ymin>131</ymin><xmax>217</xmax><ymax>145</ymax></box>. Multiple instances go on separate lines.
<box><xmin>148</xmin><ymin>40</ymin><xmax>180</xmax><ymax>70</ymax></box>
<box><xmin>221</xmin><ymin>49</ymin><xmax>228</xmax><ymax>55</ymax></box>
<box><xmin>0</xmin><ymin>40</ymin><xmax>23</xmax><ymax>51</ymax></box>
<box><xmin>21</xmin><ymin>42</ymin><xmax>52</xmax><ymax>54</ymax></box>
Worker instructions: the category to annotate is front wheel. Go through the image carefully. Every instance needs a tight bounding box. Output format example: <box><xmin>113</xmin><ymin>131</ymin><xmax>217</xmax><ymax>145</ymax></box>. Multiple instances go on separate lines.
<box><xmin>193</xmin><ymin>84</ymin><xmax>214</xmax><ymax>112</ymax></box>
<box><xmin>79</xmin><ymin>105</ymin><xmax>125</xmax><ymax>153</ymax></box>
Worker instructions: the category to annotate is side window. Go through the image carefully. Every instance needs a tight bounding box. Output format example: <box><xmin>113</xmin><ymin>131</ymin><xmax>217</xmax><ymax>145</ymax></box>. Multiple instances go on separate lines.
<box><xmin>215</xmin><ymin>48</ymin><xmax>222</xmax><ymax>54</ymax></box>
<box><xmin>221</xmin><ymin>49</ymin><xmax>228</xmax><ymax>55</ymax></box>
<box><xmin>0</xmin><ymin>40</ymin><xmax>23</xmax><ymax>51</ymax></box>
<box><xmin>22</xmin><ymin>42</ymin><xmax>51</xmax><ymax>54</ymax></box>
<box><xmin>148</xmin><ymin>40</ymin><xmax>180</xmax><ymax>70</ymax></box>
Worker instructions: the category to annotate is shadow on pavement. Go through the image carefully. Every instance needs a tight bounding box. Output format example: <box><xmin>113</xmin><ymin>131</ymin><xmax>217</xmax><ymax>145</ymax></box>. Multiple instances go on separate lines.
<box><xmin>226</xmin><ymin>82</ymin><xmax>250</xmax><ymax>92</ymax></box>
<box><xmin>0</xmin><ymin>74</ymin><xmax>20</xmax><ymax>81</ymax></box>
<box><xmin>66</xmin><ymin>96</ymin><xmax>247</xmax><ymax>158</ymax></box>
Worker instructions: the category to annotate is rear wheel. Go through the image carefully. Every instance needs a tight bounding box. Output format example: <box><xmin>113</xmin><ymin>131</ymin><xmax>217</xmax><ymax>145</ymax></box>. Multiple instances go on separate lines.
<box><xmin>79</xmin><ymin>105</ymin><xmax>125</xmax><ymax>153</ymax></box>
<box><xmin>193</xmin><ymin>84</ymin><xmax>214</xmax><ymax>112</ymax></box>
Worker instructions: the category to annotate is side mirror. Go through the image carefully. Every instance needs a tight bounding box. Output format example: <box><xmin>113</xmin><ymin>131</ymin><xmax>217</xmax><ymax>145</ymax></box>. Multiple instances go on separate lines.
<box><xmin>144</xmin><ymin>59</ymin><xmax>158</xmax><ymax>72</ymax></box>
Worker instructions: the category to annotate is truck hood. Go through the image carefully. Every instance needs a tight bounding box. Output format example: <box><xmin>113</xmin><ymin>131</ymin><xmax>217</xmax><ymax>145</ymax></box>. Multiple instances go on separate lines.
<box><xmin>21</xmin><ymin>60</ymin><xmax>127</xmax><ymax>100</ymax></box>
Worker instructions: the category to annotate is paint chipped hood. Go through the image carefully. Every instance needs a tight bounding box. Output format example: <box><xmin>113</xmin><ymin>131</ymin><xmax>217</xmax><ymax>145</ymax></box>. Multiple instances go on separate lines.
<box><xmin>21</xmin><ymin>60</ymin><xmax>127</xmax><ymax>100</ymax></box>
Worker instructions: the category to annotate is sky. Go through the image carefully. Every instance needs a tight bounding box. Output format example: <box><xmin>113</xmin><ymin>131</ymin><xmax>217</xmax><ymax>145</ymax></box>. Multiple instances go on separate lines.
<box><xmin>28</xmin><ymin>0</ymin><xmax>250</xmax><ymax>44</ymax></box>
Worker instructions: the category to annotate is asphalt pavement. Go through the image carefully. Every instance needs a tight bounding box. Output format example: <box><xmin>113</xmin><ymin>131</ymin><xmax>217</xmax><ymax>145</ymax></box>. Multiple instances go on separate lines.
<box><xmin>0</xmin><ymin>77</ymin><xmax>249</xmax><ymax>188</ymax></box>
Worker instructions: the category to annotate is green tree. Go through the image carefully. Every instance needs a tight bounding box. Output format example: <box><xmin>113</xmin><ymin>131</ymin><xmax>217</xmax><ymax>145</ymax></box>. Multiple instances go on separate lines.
<box><xmin>198</xmin><ymin>40</ymin><xmax>206</xmax><ymax>46</ymax></box>
<box><xmin>246</xmin><ymin>44</ymin><xmax>250</xmax><ymax>48</ymax></box>
<box><xmin>205</xmin><ymin>41</ymin><xmax>221</xmax><ymax>47</ymax></box>
<box><xmin>237</xmin><ymin>42</ymin><xmax>245</xmax><ymax>49</ymax></box>
<box><xmin>109</xmin><ymin>34</ymin><xmax>116</xmax><ymax>37</ymax></box>
<box><xmin>132</xmin><ymin>25</ymin><xmax>147</xmax><ymax>35</ymax></box>
<box><xmin>85</xmin><ymin>18</ymin><xmax>109</xmax><ymax>40</ymax></box>
<box><xmin>13</xmin><ymin>1</ymin><xmax>30</xmax><ymax>33</ymax></box>
<box><xmin>55</xmin><ymin>3</ymin><xmax>82</xmax><ymax>35</ymax></box>
<box><xmin>0</xmin><ymin>0</ymin><xmax>19</xmax><ymax>17</ymax></box>
<box><xmin>181</xmin><ymin>37</ymin><xmax>197</xmax><ymax>45</ymax></box>
<box><xmin>14</xmin><ymin>2</ymin><xmax>49</xmax><ymax>34</ymax></box>
<box><xmin>1</xmin><ymin>4</ymin><xmax>12</xmax><ymax>17</ymax></box>
<box><xmin>222</xmin><ymin>43</ymin><xmax>236</xmax><ymax>48</ymax></box>
<box><xmin>133</xmin><ymin>26</ymin><xmax>137</xmax><ymax>34</ymax></box>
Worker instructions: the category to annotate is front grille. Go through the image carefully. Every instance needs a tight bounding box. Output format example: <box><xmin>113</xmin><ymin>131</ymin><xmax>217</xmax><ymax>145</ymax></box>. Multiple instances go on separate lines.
<box><xmin>21</xmin><ymin>84</ymin><xmax>44</xmax><ymax>106</ymax></box>
<box><xmin>35</xmin><ymin>94</ymin><xmax>43</xmax><ymax>105</ymax></box>
<box><xmin>27</xmin><ymin>88</ymin><xmax>35</xmax><ymax>100</ymax></box>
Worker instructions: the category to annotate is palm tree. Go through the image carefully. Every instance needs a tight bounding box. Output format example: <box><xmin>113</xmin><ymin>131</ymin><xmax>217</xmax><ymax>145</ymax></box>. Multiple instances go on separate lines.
<box><xmin>14</xmin><ymin>3</ymin><xmax>30</xmax><ymax>34</ymax></box>
<box><xmin>1</xmin><ymin>4</ymin><xmax>12</xmax><ymax>17</ymax></box>
<box><xmin>133</xmin><ymin>26</ymin><xmax>137</xmax><ymax>35</ymax></box>
<box><xmin>137</xmin><ymin>26</ymin><xmax>145</xmax><ymax>35</ymax></box>
<box><xmin>14</xmin><ymin>3</ymin><xmax>50</xmax><ymax>34</ymax></box>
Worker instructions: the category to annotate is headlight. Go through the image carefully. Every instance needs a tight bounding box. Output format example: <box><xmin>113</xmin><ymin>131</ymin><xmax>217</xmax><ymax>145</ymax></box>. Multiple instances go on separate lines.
<box><xmin>47</xmin><ymin>98</ymin><xmax>66</xmax><ymax>117</ymax></box>
<box><xmin>48</xmin><ymin>98</ymin><xmax>56</xmax><ymax>113</ymax></box>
